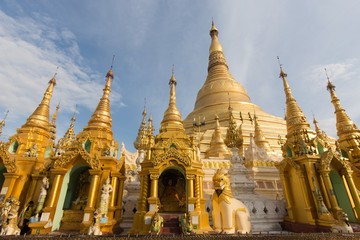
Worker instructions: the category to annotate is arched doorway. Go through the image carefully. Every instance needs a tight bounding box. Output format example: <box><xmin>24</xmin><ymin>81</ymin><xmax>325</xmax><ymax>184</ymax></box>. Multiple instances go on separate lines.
<box><xmin>158</xmin><ymin>168</ymin><xmax>186</xmax><ymax>213</ymax></box>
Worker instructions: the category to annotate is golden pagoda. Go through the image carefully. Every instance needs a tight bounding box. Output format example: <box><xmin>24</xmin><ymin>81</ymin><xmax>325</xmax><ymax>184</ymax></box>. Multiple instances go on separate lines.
<box><xmin>0</xmin><ymin>73</ymin><xmax>56</xmax><ymax>208</ymax></box>
<box><xmin>130</xmin><ymin>70</ymin><xmax>212</xmax><ymax>234</ymax></box>
<box><xmin>30</xmin><ymin>67</ymin><xmax>126</xmax><ymax>234</ymax></box>
<box><xmin>183</xmin><ymin>21</ymin><xmax>287</xmax><ymax>156</ymax></box>
<box><xmin>326</xmin><ymin>73</ymin><xmax>360</xmax><ymax>167</ymax></box>
<box><xmin>277</xmin><ymin>63</ymin><xmax>360</xmax><ymax>232</ymax></box>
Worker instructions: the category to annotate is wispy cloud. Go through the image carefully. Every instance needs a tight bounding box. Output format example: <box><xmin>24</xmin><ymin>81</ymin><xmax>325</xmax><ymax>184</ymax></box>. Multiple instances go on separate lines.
<box><xmin>0</xmin><ymin>9</ymin><xmax>122</xmax><ymax>140</ymax></box>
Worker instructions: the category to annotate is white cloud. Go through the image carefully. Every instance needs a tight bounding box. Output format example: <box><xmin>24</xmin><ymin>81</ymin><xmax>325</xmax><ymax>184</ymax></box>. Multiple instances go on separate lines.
<box><xmin>0</xmin><ymin>9</ymin><xmax>122</xmax><ymax>140</ymax></box>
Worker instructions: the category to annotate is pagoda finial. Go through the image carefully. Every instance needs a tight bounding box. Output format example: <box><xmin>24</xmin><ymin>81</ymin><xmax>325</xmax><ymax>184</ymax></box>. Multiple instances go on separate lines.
<box><xmin>254</xmin><ymin>113</ymin><xmax>272</xmax><ymax>152</ymax></box>
<box><xmin>50</xmin><ymin>101</ymin><xmax>61</xmax><ymax>144</ymax></box>
<box><xmin>87</xmin><ymin>63</ymin><xmax>114</xmax><ymax>131</ymax></box>
<box><xmin>325</xmin><ymin>70</ymin><xmax>360</xmax><ymax>159</ymax></box>
<box><xmin>206</xmin><ymin>115</ymin><xmax>231</xmax><ymax>158</ymax></box>
<box><xmin>55</xmin><ymin>108</ymin><xmax>77</xmax><ymax>156</ymax></box>
<box><xmin>208</xmin><ymin>21</ymin><xmax>226</xmax><ymax>69</ymax></box>
<box><xmin>160</xmin><ymin>67</ymin><xmax>183</xmax><ymax>131</ymax></box>
<box><xmin>278</xmin><ymin>57</ymin><xmax>310</xmax><ymax>134</ymax></box>
<box><xmin>134</xmin><ymin>102</ymin><xmax>148</xmax><ymax>150</ymax></box>
<box><xmin>22</xmin><ymin>70</ymin><xmax>57</xmax><ymax>131</ymax></box>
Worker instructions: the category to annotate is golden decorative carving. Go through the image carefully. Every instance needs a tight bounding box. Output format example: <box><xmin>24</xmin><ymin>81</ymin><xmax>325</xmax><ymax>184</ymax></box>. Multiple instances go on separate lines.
<box><xmin>54</xmin><ymin>141</ymin><xmax>100</xmax><ymax>169</ymax></box>
<box><xmin>152</xmin><ymin>147</ymin><xmax>191</xmax><ymax>166</ymax></box>
<box><xmin>0</xmin><ymin>143</ymin><xmax>16</xmax><ymax>173</ymax></box>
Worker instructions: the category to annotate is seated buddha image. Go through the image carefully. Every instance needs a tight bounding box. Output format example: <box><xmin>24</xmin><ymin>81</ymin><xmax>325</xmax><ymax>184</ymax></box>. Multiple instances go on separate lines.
<box><xmin>159</xmin><ymin>174</ymin><xmax>185</xmax><ymax>212</ymax></box>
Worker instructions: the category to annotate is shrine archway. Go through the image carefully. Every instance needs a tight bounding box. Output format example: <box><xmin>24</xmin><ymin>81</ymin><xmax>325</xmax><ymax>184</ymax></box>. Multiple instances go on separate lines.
<box><xmin>158</xmin><ymin>168</ymin><xmax>186</xmax><ymax>213</ymax></box>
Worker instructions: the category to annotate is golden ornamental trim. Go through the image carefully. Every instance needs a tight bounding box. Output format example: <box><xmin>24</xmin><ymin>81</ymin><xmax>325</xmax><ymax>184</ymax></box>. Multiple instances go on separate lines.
<box><xmin>152</xmin><ymin>147</ymin><xmax>191</xmax><ymax>167</ymax></box>
<box><xmin>0</xmin><ymin>143</ymin><xmax>16</xmax><ymax>173</ymax></box>
<box><xmin>54</xmin><ymin>141</ymin><xmax>100</xmax><ymax>170</ymax></box>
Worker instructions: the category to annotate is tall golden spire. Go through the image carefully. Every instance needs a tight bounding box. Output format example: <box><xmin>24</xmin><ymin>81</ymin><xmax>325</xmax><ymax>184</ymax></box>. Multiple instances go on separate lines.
<box><xmin>87</xmin><ymin>66</ymin><xmax>114</xmax><ymax>131</ymax></box>
<box><xmin>147</xmin><ymin>116</ymin><xmax>155</xmax><ymax>148</ymax></box>
<box><xmin>160</xmin><ymin>66</ymin><xmax>184</xmax><ymax>132</ymax></box>
<box><xmin>326</xmin><ymin>70</ymin><xmax>360</xmax><ymax>159</ymax></box>
<box><xmin>22</xmin><ymin>73</ymin><xmax>57</xmax><ymax>131</ymax></box>
<box><xmin>254</xmin><ymin>113</ymin><xmax>272</xmax><ymax>152</ymax></box>
<box><xmin>50</xmin><ymin>102</ymin><xmax>60</xmax><ymax>144</ymax></box>
<box><xmin>134</xmin><ymin>103</ymin><xmax>148</xmax><ymax>150</ymax></box>
<box><xmin>55</xmin><ymin>110</ymin><xmax>77</xmax><ymax>154</ymax></box>
<box><xmin>190</xmin><ymin>21</ymin><xmax>251</xmax><ymax>114</ymax></box>
<box><xmin>278</xmin><ymin>57</ymin><xmax>310</xmax><ymax>135</ymax></box>
<box><xmin>206</xmin><ymin>115</ymin><xmax>231</xmax><ymax>158</ymax></box>
<box><xmin>326</xmin><ymin>69</ymin><xmax>360</xmax><ymax>138</ymax></box>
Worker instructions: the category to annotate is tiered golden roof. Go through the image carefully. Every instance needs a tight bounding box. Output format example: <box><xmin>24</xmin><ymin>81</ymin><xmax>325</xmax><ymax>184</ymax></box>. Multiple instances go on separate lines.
<box><xmin>279</xmin><ymin>64</ymin><xmax>310</xmax><ymax>136</ymax></box>
<box><xmin>326</xmin><ymin>74</ymin><xmax>360</xmax><ymax>162</ymax></box>
<box><xmin>50</xmin><ymin>102</ymin><xmax>60</xmax><ymax>145</ymax></box>
<box><xmin>253</xmin><ymin>114</ymin><xmax>272</xmax><ymax>152</ymax></box>
<box><xmin>21</xmin><ymin>74</ymin><xmax>56</xmax><ymax>132</ymax></box>
<box><xmin>133</xmin><ymin>106</ymin><xmax>148</xmax><ymax>150</ymax></box>
<box><xmin>206</xmin><ymin>115</ymin><xmax>231</xmax><ymax>158</ymax></box>
<box><xmin>160</xmin><ymin>70</ymin><xmax>184</xmax><ymax>132</ymax></box>
<box><xmin>86</xmin><ymin>67</ymin><xmax>113</xmax><ymax>132</ymax></box>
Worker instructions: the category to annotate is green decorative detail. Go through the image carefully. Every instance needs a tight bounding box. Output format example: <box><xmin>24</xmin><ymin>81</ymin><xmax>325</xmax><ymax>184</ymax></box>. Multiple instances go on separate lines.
<box><xmin>286</xmin><ymin>146</ymin><xmax>292</xmax><ymax>157</ymax></box>
<box><xmin>44</xmin><ymin>146</ymin><xmax>51</xmax><ymax>158</ymax></box>
<box><xmin>317</xmin><ymin>142</ymin><xmax>324</xmax><ymax>154</ymax></box>
<box><xmin>8</xmin><ymin>141</ymin><xmax>18</xmax><ymax>154</ymax></box>
<box><xmin>83</xmin><ymin>139</ymin><xmax>91</xmax><ymax>153</ymax></box>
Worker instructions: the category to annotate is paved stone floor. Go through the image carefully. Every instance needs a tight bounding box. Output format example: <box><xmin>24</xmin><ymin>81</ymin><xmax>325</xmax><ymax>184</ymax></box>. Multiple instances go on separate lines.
<box><xmin>4</xmin><ymin>233</ymin><xmax>360</xmax><ymax>240</ymax></box>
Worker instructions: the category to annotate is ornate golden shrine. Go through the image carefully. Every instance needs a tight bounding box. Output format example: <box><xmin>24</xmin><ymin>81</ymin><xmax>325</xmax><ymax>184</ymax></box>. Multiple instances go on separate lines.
<box><xmin>277</xmin><ymin>64</ymin><xmax>360</xmax><ymax>232</ymax></box>
<box><xmin>29</xmin><ymin>67</ymin><xmax>125</xmax><ymax>234</ymax></box>
<box><xmin>130</xmin><ymin>71</ymin><xmax>212</xmax><ymax>234</ymax></box>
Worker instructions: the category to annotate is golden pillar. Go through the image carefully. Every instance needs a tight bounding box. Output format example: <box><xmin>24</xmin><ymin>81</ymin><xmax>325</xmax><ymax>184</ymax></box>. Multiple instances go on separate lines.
<box><xmin>187</xmin><ymin>174</ymin><xmax>196</xmax><ymax>212</ymax></box>
<box><xmin>279</xmin><ymin>172</ymin><xmax>294</xmax><ymax>220</ymax></box>
<box><xmin>321</xmin><ymin>170</ymin><xmax>341</xmax><ymax>215</ymax></box>
<box><xmin>85</xmin><ymin>169</ymin><xmax>101</xmax><ymax>211</ymax></box>
<box><xmin>108</xmin><ymin>173</ymin><xmax>119</xmax><ymax>222</ymax></box>
<box><xmin>30</xmin><ymin>168</ymin><xmax>67</xmax><ymax>235</ymax></box>
<box><xmin>342</xmin><ymin>169</ymin><xmax>360</xmax><ymax>220</ymax></box>
<box><xmin>195</xmin><ymin>175</ymin><xmax>201</xmax><ymax>211</ymax></box>
<box><xmin>147</xmin><ymin>174</ymin><xmax>159</xmax><ymax>211</ymax></box>
<box><xmin>2</xmin><ymin>173</ymin><xmax>20</xmax><ymax>198</ymax></box>
<box><xmin>298</xmin><ymin>165</ymin><xmax>316</xmax><ymax>223</ymax></box>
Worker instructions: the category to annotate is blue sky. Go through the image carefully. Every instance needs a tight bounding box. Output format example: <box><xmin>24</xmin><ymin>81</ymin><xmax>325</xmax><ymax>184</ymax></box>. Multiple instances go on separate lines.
<box><xmin>1</xmin><ymin>1</ymin><xmax>360</xmax><ymax>152</ymax></box>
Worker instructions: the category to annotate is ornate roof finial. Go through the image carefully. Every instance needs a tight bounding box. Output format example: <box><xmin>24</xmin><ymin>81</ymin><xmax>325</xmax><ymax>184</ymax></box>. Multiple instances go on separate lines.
<box><xmin>160</xmin><ymin>67</ymin><xmax>183</xmax><ymax>131</ymax></box>
<box><xmin>325</xmin><ymin>69</ymin><xmax>360</xmax><ymax>159</ymax></box>
<box><xmin>55</xmin><ymin>108</ymin><xmax>77</xmax><ymax>156</ymax></box>
<box><xmin>134</xmin><ymin>101</ymin><xmax>148</xmax><ymax>150</ymax></box>
<box><xmin>87</xmin><ymin>63</ymin><xmax>114</xmax><ymax>131</ymax></box>
<box><xmin>225</xmin><ymin>109</ymin><xmax>242</xmax><ymax>149</ymax></box>
<box><xmin>206</xmin><ymin>115</ymin><xmax>231</xmax><ymax>158</ymax></box>
<box><xmin>50</xmin><ymin>101</ymin><xmax>61</xmax><ymax>144</ymax></box>
<box><xmin>208</xmin><ymin>20</ymin><xmax>226</xmax><ymax>67</ymax></box>
<box><xmin>22</xmin><ymin>70</ymin><xmax>57</xmax><ymax>131</ymax></box>
<box><xmin>254</xmin><ymin>113</ymin><xmax>272</xmax><ymax>152</ymax></box>
<box><xmin>278</xmin><ymin>57</ymin><xmax>310</xmax><ymax>135</ymax></box>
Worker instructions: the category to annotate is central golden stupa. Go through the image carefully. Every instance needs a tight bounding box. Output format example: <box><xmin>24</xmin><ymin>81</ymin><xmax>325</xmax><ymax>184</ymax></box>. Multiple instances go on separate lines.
<box><xmin>183</xmin><ymin>22</ymin><xmax>287</xmax><ymax>154</ymax></box>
